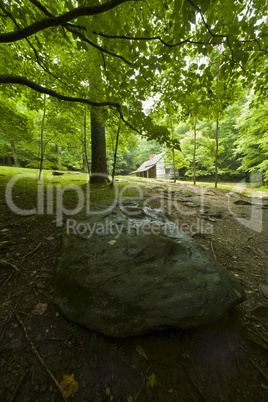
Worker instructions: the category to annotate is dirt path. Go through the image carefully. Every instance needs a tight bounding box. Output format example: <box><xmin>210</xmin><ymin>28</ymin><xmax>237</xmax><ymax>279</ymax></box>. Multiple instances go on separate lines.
<box><xmin>124</xmin><ymin>176</ymin><xmax>268</xmax><ymax>197</ymax></box>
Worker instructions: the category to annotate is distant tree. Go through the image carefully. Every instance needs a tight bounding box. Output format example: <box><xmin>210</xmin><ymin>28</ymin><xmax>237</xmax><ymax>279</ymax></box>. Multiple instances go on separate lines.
<box><xmin>0</xmin><ymin>95</ymin><xmax>34</xmax><ymax>166</ymax></box>
<box><xmin>236</xmin><ymin>97</ymin><xmax>268</xmax><ymax>184</ymax></box>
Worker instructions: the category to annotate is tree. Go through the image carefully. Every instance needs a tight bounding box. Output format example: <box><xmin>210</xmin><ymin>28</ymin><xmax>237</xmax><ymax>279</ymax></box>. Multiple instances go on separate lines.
<box><xmin>236</xmin><ymin>96</ymin><xmax>268</xmax><ymax>184</ymax></box>
<box><xmin>0</xmin><ymin>0</ymin><xmax>267</xmax><ymax>181</ymax></box>
<box><xmin>90</xmin><ymin>107</ymin><xmax>108</xmax><ymax>182</ymax></box>
<box><xmin>0</xmin><ymin>94</ymin><xmax>35</xmax><ymax>166</ymax></box>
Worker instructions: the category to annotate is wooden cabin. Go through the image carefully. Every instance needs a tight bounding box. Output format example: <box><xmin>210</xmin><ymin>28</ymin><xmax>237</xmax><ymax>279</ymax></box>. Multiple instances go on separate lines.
<box><xmin>130</xmin><ymin>152</ymin><xmax>179</xmax><ymax>179</ymax></box>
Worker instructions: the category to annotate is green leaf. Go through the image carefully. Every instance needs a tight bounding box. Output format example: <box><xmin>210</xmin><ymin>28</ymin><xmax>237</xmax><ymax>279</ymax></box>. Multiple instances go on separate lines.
<box><xmin>108</xmin><ymin>240</ymin><xmax>116</xmax><ymax>245</ymax></box>
<box><xmin>236</xmin><ymin>50</ymin><xmax>249</xmax><ymax>65</ymax></box>
<box><xmin>49</xmin><ymin>5</ymin><xmax>58</xmax><ymax>15</ymax></box>
<box><xmin>175</xmin><ymin>0</ymin><xmax>182</xmax><ymax>13</ymax></box>
<box><xmin>200</xmin><ymin>0</ymin><xmax>210</xmax><ymax>14</ymax></box>
<box><xmin>65</xmin><ymin>1</ymin><xmax>74</xmax><ymax>11</ymax></box>
<box><xmin>161</xmin><ymin>52</ymin><xmax>171</xmax><ymax>63</ymax></box>
<box><xmin>198</xmin><ymin>45</ymin><xmax>207</xmax><ymax>56</ymax></box>
<box><xmin>212</xmin><ymin>36</ymin><xmax>223</xmax><ymax>45</ymax></box>
<box><xmin>189</xmin><ymin>11</ymin><xmax>196</xmax><ymax>24</ymax></box>
<box><xmin>147</xmin><ymin>373</ymin><xmax>156</xmax><ymax>388</ymax></box>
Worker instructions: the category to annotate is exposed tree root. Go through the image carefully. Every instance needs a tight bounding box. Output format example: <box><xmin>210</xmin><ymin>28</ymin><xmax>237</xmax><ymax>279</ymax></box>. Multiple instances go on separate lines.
<box><xmin>16</xmin><ymin>314</ymin><xmax>67</xmax><ymax>401</ymax></box>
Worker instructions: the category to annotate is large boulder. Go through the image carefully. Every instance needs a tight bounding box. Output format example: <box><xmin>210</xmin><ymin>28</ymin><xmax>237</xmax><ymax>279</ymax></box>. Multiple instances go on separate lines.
<box><xmin>54</xmin><ymin>201</ymin><xmax>246</xmax><ymax>338</ymax></box>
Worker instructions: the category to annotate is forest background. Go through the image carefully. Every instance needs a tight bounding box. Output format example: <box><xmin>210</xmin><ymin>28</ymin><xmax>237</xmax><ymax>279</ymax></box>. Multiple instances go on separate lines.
<box><xmin>0</xmin><ymin>0</ymin><xmax>268</xmax><ymax>186</ymax></box>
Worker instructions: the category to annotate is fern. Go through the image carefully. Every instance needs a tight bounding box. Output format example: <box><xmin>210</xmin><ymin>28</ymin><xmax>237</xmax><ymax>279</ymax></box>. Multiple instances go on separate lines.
<box><xmin>136</xmin><ymin>345</ymin><xmax>149</xmax><ymax>361</ymax></box>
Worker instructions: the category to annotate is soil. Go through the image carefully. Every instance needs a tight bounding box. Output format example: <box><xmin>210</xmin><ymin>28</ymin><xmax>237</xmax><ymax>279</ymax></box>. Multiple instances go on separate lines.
<box><xmin>0</xmin><ymin>176</ymin><xmax>268</xmax><ymax>402</ymax></box>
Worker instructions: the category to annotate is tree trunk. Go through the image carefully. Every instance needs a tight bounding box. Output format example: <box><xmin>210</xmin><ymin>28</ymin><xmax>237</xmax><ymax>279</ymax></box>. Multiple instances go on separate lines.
<box><xmin>55</xmin><ymin>143</ymin><xmax>61</xmax><ymax>170</ymax></box>
<box><xmin>82</xmin><ymin>152</ymin><xmax>88</xmax><ymax>173</ymax></box>
<box><xmin>215</xmin><ymin>114</ymin><xmax>219</xmax><ymax>188</ymax></box>
<box><xmin>111</xmin><ymin>123</ymin><xmax>120</xmax><ymax>185</ymax></box>
<box><xmin>215</xmin><ymin>64</ymin><xmax>219</xmax><ymax>188</ymax></box>
<box><xmin>83</xmin><ymin>105</ymin><xmax>90</xmax><ymax>174</ymax></box>
<box><xmin>90</xmin><ymin>107</ymin><xmax>107</xmax><ymax>183</ymax></box>
<box><xmin>10</xmin><ymin>140</ymin><xmax>20</xmax><ymax>167</ymax></box>
<box><xmin>193</xmin><ymin>116</ymin><xmax>197</xmax><ymax>185</ymax></box>
<box><xmin>38</xmin><ymin>94</ymin><xmax>46</xmax><ymax>181</ymax></box>
<box><xmin>169</xmin><ymin>116</ymin><xmax>176</xmax><ymax>183</ymax></box>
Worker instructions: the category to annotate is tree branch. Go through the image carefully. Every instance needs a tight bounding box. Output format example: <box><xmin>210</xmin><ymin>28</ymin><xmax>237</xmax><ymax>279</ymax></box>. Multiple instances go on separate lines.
<box><xmin>27</xmin><ymin>0</ymin><xmax>131</xmax><ymax>64</ymax></box>
<box><xmin>28</xmin><ymin>0</ymin><xmax>86</xmax><ymax>30</ymax></box>
<box><xmin>67</xmin><ymin>26</ymin><xmax>132</xmax><ymax>64</ymax></box>
<box><xmin>0</xmin><ymin>74</ymin><xmax>119</xmax><ymax>106</ymax></box>
<box><xmin>93</xmin><ymin>31</ymin><xmax>204</xmax><ymax>47</ymax></box>
<box><xmin>187</xmin><ymin>0</ymin><xmax>227</xmax><ymax>39</ymax></box>
<box><xmin>0</xmin><ymin>0</ymin><xmax>83</xmax><ymax>95</ymax></box>
<box><xmin>0</xmin><ymin>75</ymin><xmax>141</xmax><ymax>134</ymax></box>
<box><xmin>0</xmin><ymin>0</ymin><xmax>139</xmax><ymax>43</ymax></box>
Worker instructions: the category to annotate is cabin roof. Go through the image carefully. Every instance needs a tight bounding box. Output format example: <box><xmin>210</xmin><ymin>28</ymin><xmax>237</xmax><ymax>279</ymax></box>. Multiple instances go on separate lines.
<box><xmin>130</xmin><ymin>152</ymin><xmax>166</xmax><ymax>174</ymax></box>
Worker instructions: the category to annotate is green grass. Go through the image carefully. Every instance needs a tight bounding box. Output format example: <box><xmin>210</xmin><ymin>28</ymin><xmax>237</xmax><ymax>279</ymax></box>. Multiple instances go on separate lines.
<box><xmin>0</xmin><ymin>167</ymin><xmax>140</xmax><ymax>209</ymax></box>
<box><xmin>0</xmin><ymin>166</ymin><xmax>89</xmax><ymax>188</ymax></box>
<box><xmin>1</xmin><ymin>168</ymin><xmax>267</xmax><ymax>206</ymax></box>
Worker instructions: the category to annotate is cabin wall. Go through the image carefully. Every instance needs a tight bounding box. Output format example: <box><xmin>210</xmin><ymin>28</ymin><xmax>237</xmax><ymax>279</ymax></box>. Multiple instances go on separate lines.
<box><xmin>156</xmin><ymin>160</ymin><xmax>178</xmax><ymax>179</ymax></box>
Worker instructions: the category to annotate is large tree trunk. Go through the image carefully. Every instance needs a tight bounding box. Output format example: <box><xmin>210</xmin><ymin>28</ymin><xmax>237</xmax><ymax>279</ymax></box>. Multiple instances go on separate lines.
<box><xmin>90</xmin><ymin>107</ymin><xmax>108</xmax><ymax>183</ymax></box>
<box><xmin>10</xmin><ymin>140</ymin><xmax>20</xmax><ymax>167</ymax></box>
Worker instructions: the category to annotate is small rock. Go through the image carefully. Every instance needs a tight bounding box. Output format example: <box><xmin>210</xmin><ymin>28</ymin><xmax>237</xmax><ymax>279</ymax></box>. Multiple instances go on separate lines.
<box><xmin>259</xmin><ymin>283</ymin><xmax>268</xmax><ymax>299</ymax></box>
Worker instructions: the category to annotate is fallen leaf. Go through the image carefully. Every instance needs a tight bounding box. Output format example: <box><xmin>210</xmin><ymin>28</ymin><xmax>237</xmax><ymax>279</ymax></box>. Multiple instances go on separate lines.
<box><xmin>108</xmin><ymin>240</ymin><xmax>116</xmax><ymax>245</ymax></box>
<box><xmin>32</xmin><ymin>302</ymin><xmax>48</xmax><ymax>315</ymax></box>
<box><xmin>147</xmin><ymin>373</ymin><xmax>156</xmax><ymax>388</ymax></box>
<box><xmin>60</xmin><ymin>373</ymin><xmax>79</xmax><ymax>398</ymax></box>
<box><xmin>106</xmin><ymin>387</ymin><xmax>110</xmax><ymax>396</ymax></box>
